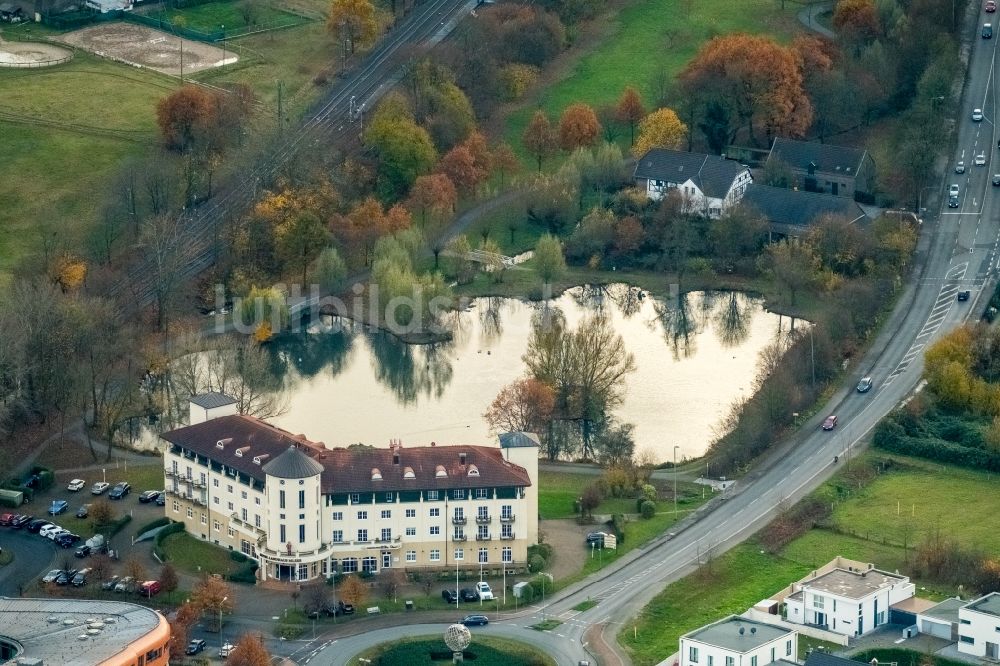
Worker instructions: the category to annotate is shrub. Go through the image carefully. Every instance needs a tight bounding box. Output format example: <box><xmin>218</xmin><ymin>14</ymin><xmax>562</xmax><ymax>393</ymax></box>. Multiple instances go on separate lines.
<box><xmin>152</xmin><ymin>521</ymin><xmax>185</xmax><ymax>560</ymax></box>
<box><xmin>229</xmin><ymin>550</ymin><xmax>248</xmax><ymax>563</ymax></box>
<box><xmin>516</xmin><ymin>582</ymin><xmax>535</xmax><ymax>603</ymax></box>
<box><xmin>228</xmin><ymin>562</ymin><xmax>259</xmax><ymax>584</ymax></box>
<box><xmin>639</xmin><ymin>500</ymin><xmax>656</xmax><ymax>519</ymax></box>
<box><xmin>107</xmin><ymin>514</ymin><xmax>132</xmax><ymax>538</ymax></box>
<box><xmin>134</xmin><ymin>517</ymin><xmax>171</xmax><ymax>537</ymax></box>
<box><xmin>528</xmin><ymin>554</ymin><xmax>546</xmax><ymax>572</ymax></box>
<box><xmin>611</xmin><ymin>514</ymin><xmax>626</xmax><ymax>544</ymax></box>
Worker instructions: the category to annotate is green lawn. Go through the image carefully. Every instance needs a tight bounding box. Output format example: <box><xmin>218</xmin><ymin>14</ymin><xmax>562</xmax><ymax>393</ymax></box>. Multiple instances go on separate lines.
<box><xmin>143</xmin><ymin>0</ymin><xmax>305</xmax><ymax>35</ymax></box>
<box><xmin>355</xmin><ymin>635</ymin><xmax>557</xmax><ymax>666</ymax></box>
<box><xmin>160</xmin><ymin>531</ymin><xmax>244</xmax><ymax>576</ymax></box>
<box><xmin>0</xmin><ymin>48</ymin><xmax>172</xmax><ymax>282</ymax></box>
<box><xmin>503</xmin><ymin>0</ymin><xmax>803</xmax><ymax>163</ymax></box>
<box><xmin>538</xmin><ymin>470</ymin><xmax>703</xmax><ymax>519</ymax></box>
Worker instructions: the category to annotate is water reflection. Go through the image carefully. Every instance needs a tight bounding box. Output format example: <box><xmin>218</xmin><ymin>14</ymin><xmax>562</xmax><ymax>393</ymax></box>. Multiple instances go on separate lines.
<box><xmin>254</xmin><ymin>285</ymin><xmax>793</xmax><ymax>461</ymax></box>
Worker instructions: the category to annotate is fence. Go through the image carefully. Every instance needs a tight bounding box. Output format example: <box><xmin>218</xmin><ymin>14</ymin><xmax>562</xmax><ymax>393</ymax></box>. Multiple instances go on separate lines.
<box><xmin>0</xmin><ymin>50</ymin><xmax>74</xmax><ymax>68</ymax></box>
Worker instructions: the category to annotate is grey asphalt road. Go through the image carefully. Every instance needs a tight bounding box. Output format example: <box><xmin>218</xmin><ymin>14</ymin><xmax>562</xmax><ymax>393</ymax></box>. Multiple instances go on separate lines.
<box><xmin>0</xmin><ymin>527</ymin><xmax>58</xmax><ymax>597</ymax></box>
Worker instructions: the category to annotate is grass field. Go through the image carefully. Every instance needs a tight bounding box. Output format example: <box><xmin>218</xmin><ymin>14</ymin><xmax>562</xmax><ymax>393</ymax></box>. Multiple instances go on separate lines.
<box><xmin>355</xmin><ymin>635</ymin><xmax>557</xmax><ymax>666</ymax></box>
<box><xmin>502</xmin><ymin>0</ymin><xmax>803</xmax><ymax>163</ymax></box>
<box><xmin>538</xmin><ymin>470</ymin><xmax>703</xmax><ymax>519</ymax></box>
<box><xmin>144</xmin><ymin>0</ymin><xmax>304</xmax><ymax>34</ymax></box>
<box><xmin>160</xmin><ymin>531</ymin><xmax>244</xmax><ymax>576</ymax></box>
<box><xmin>0</xmin><ymin>47</ymin><xmax>173</xmax><ymax>282</ymax></box>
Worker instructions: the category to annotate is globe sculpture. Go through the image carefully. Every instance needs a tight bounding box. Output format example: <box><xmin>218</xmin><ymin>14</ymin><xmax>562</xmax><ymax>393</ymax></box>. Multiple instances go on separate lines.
<box><xmin>444</xmin><ymin>623</ymin><xmax>472</xmax><ymax>663</ymax></box>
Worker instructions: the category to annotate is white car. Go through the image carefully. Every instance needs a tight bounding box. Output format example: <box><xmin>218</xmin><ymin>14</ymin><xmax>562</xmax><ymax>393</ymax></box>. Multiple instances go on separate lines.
<box><xmin>220</xmin><ymin>643</ymin><xmax>236</xmax><ymax>658</ymax></box>
<box><xmin>67</xmin><ymin>479</ymin><xmax>85</xmax><ymax>492</ymax></box>
<box><xmin>46</xmin><ymin>527</ymin><xmax>70</xmax><ymax>541</ymax></box>
<box><xmin>950</xmin><ymin>184</ymin><xmax>961</xmax><ymax>197</ymax></box>
<box><xmin>976</xmin><ymin>153</ymin><xmax>987</xmax><ymax>166</ymax></box>
<box><xmin>91</xmin><ymin>482</ymin><xmax>110</xmax><ymax>495</ymax></box>
<box><xmin>956</xmin><ymin>161</ymin><xmax>966</xmax><ymax>174</ymax></box>
<box><xmin>38</xmin><ymin>524</ymin><xmax>60</xmax><ymax>538</ymax></box>
<box><xmin>973</xmin><ymin>108</ymin><xmax>984</xmax><ymax>121</ymax></box>
<box><xmin>475</xmin><ymin>581</ymin><xmax>494</xmax><ymax>601</ymax></box>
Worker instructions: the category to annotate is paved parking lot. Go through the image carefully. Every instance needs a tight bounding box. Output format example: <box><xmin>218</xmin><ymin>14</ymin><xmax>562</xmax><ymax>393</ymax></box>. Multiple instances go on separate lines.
<box><xmin>0</xmin><ymin>528</ymin><xmax>57</xmax><ymax>596</ymax></box>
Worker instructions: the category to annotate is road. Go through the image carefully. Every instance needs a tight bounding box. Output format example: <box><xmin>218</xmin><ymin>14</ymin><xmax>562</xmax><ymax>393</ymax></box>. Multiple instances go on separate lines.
<box><xmin>290</xmin><ymin>9</ymin><xmax>1000</xmax><ymax>666</ymax></box>
<box><xmin>0</xmin><ymin>528</ymin><xmax>57</xmax><ymax>597</ymax></box>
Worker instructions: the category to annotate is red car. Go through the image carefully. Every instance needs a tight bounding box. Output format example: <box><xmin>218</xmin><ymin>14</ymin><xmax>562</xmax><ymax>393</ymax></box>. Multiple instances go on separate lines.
<box><xmin>139</xmin><ymin>580</ymin><xmax>161</xmax><ymax>597</ymax></box>
<box><xmin>988</xmin><ymin>0</ymin><xmax>996</xmax><ymax>12</ymax></box>
<box><xmin>822</xmin><ymin>415</ymin><xmax>838</xmax><ymax>431</ymax></box>
<box><xmin>0</xmin><ymin>513</ymin><xmax>13</xmax><ymax>526</ymax></box>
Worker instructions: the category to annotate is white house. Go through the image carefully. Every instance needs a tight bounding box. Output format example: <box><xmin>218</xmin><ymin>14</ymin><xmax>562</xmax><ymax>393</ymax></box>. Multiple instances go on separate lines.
<box><xmin>781</xmin><ymin>562</ymin><xmax>915</xmax><ymax>637</ymax></box>
<box><xmin>633</xmin><ymin>149</ymin><xmax>752</xmax><ymax>218</ymax></box>
<box><xmin>915</xmin><ymin>597</ymin><xmax>963</xmax><ymax>641</ymax></box>
<box><xmin>957</xmin><ymin>592</ymin><xmax>1000</xmax><ymax>658</ymax></box>
<box><xmin>680</xmin><ymin>616</ymin><xmax>798</xmax><ymax>666</ymax></box>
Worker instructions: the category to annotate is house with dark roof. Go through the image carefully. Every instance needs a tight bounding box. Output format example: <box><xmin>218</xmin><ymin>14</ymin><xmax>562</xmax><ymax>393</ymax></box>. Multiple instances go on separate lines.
<box><xmin>634</xmin><ymin>148</ymin><xmax>753</xmax><ymax>218</ymax></box>
<box><xmin>766</xmin><ymin>138</ymin><xmax>876</xmax><ymax>201</ymax></box>
<box><xmin>740</xmin><ymin>184</ymin><xmax>868</xmax><ymax>238</ymax></box>
<box><xmin>161</xmin><ymin>398</ymin><xmax>538</xmax><ymax>584</ymax></box>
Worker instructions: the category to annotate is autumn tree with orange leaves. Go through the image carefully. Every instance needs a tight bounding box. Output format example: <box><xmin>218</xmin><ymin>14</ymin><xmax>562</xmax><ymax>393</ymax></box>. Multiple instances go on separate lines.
<box><xmin>833</xmin><ymin>0</ymin><xmax>881</xmax><ymax>51</ymax></box>
<box><xmin>327</xmin><ymin>0</ymin><xmax>377</xmax><ymax>58</ymax></box>
<box><xmin>155</xmin><ymin>85</ymin><xmax>216</xmax><ymax>152</ymax></box>
<box><xmin>523</xmin><ymin>110</ymin><xmax>558</xmax><ymax>172</ymax></box>
<box><xmin>615</xmin><ymin>86</ymin><xmax>646</xmax><ymax>145</ymax></box>
<box><xmin>484</xmin><ymin>377</ymin><xmax>555</xmax><ymax>435</ymax></box>
<box><xmin>558</xmin><ymin>102</ymin><xmax>601</xmax><ymax>151</ymax></box>
<box><xmin>329</xmin><ymin>196</ymin><xmax>412</xmax><ymax>267</ymax></box>
<box><xmin>680</xmin><ymin>34</ymin><xmax>812</xmax><ymax>147</ymax></box>
<box><xmin>228</xmin><ymin>633</ymin><xmax>272</xmax><ymax>666</ymax></box>
<box><xmin>407</xmin><ymin>173</ymin><xmax>457</xmax><ymax>227</ymax></box>
<box><xmin>437</xmin><ymin>145</ymin><xmax>484</xmax><ymax>194</ymax></box>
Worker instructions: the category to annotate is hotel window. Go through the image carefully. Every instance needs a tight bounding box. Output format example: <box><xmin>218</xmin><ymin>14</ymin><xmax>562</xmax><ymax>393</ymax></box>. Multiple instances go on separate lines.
<box><xmin>227</xmin><ymin>484</ymin><xmax>233</xmax><ymax>493</ymax></box>
<box><xmin>452</xmin><ymin>489</ymin><xmax>465</xmax><ymax>500</ymax></box>
<box><xmin>475</xmin><ymin>488</ymin><xmax>488</xmax><ymax>499</ymax></box>
<box><xmin>455</xmin><ymin>548</ymin><xmax>464</xmax><ymax>560</ymax></box>
<box><xmin>786</xmin><ymin>641</ymin><xmax>792</xmax><ymax>656</ymax></box>
<box><xmin>430</xmin><ymin>508</ymin><xmax>440</xmax><ymax>517</ymax></box>
<box><xmin>227</xmin><ymin>501</ymin><xmax>233</xmax><ymax>511</ymax></box>
<box><xmin>342</xmin><ymin>558</ymin><xmax>358</xmax><ymax>573</ymax></box>
<box><xmin>427</xmin><ymin>490</ymin><xmax>439</xmax><ymax>500</ymax></box>
<box><xmin>213</xmin><ymin>478</ymin><xmax>219</xmax><ymax>487</ymax></box>
<box><xmin>299</xmin><ymin>490</ymin><xmax>305</xmax><ymax>509</ymax></box>
<box><xmin>689</xmin><ymin>647</ymin><xmax>698</xmax><ymax>663</ymax></box>
<box><xmin>477</xmin><ymin>525</ymin><xmax>489</xmax><ymax>539</ymax></box>
<box><xmin>381</xmin><ymin>528</ymin><xmax>391</xmax><ymax>541</ymax></box>
<box><xmin>751</xmin><ymin>657</ymin><xmax>757</xmax><ymax>666</ymax></box>
<box><xmin>350</xmin><ymin>493</ymin><xmax>360</xmax><ymax>504</ymax></box>
<box><xmin>454</xmin><ymin>507</ymin><xmax>465</xmax><ymax>521</ymax></box>
<box><xmin>213</xmin><ymin>497</ymin><xmax>219</xmax><ymax>505</ymax></box>
<box><xmin>477</xmin><ymin>506</ymin><xmax>488</xmax><ymax>519</ymax></box>
<box><xmin>241</xmin><ymin>508</ymin><xmax>248</xmax><ymax>521</ymax></box>
<box><xmin>299</xmin><ymin>525</ymin><xmax>306</xmax><ymax>543</ymax></box>
<box><xmin>358</xmin><ymin>511</ymin><xmax>368</xmax><ymax>520</ymax></box>
<box><xmin>201</xmin><ymin>514</ymin><xmax>207</xmax><ymax>525</ymax></box>
<box><xmin>280</xmin><ymin>524</ymin><xmax>286</xmax><ymax>543</ymax></box>
<box><xmin>187</xmin><ymin>507</ymin><xmax>193</xmax><ymax>518</ymax></box>
<box><xmin>228</xmin><ymin>526</ymin><xmax>235</xmax><ymax>538</ymax></box>
<box><xmin>381</xmin><ymin>510</ymin><xmax>391</xmax><ymax>519</ymax></box>
<box><xmin>726</xmin><ymin>658</ymin><xmax>734</xmax><ymax>666</ymax></box>
<box><xmin>358</xmin><ymin>529</ymin><xmax>368</xmax><ymax>542</ymax></box>
<box><xmin>255</xmin><ymin>497</ymin><xmax>261</xmax><ymax>505</ymax></box>
<box><xmin>279</xmin><ymin>490</ymin><xmax>286</xmax><ymax>509</ymax></box>
<box><xmin>430</xmin><ymin>549</ymin><xmax>441</xmax><ymax>562</ymax></box>
<box><xmin>241</xmin><ymin>491</ymin><xmax>247</xmax><ymax>499</ymax></box>
<box><xmin>213</xmin><ymin>520</ymin><xmax>220</xmax><ymax>532</ymax></box>
<box><xmin>406</xmin><ymin>527</ymin><xmax>416</xmax><ymax>536</ymax></box>
<box><xmin>333</xmin><ymin>512</ymin><xmax>343</xmax><ymax>521</ymax></box>
<box><xmin>813</xmin><ymin>595</ymin><xmax>824</xmax><ymax>609</ymax></box>
<box><xmin>406</xmin><ymin>550</ymin><xmax>416</xmax><ymax>562</ymax></box>
<box><xmin>241</xmin><ymin>540</ymin><xmax>253</xmax><ymax>556</ymax></box>
<box><xmin>255</xmin><ymin>515</ymin><xmax>261</xmax><ymax>528</ymax></box>
<box><xmin>430</xmin><ymin>526</ymin><xmax>440</xmax><ymax>536</ymax></box>
<box><xmin>172</xmin><ymin>501</ymin><xmax>179</xmax><ymax>513</ymax></box>
<box><xmin>501</xmin><ymin>524</ymin><xmax>512</xmax><ymax>539</ymax></box>
<box><xmin>406</xmin><ymin>509</ymin><xmax>416</xmax><ymax>518</ymax></box>
<box><xmin>478</xmin><ymin>548</ymin><xmax>488</xmax><ymax>563</ymax></box>
<box><xmin>502</xmin><ymin>546</ymin><xmax>512</xmax><ymax>563</ymax></box>
<box><xmin>332</xmin><ymin>530</ymin><xmax>343</xmax><ymax>543</ymax></box>
<box><xmin>385</xmin><ymin>492</ymin><xmax>394</xmax><ymax>502</ymax></box>
<box><xmin>501</xmin><ymin>505</ymin><xmax>512</xmax><ymax>519</ymax></box>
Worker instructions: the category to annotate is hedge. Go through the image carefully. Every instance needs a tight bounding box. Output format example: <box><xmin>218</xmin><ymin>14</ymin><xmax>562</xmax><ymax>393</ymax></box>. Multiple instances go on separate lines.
<box><xmin>873</xmin><ymin>419</ymin><xmax>1000</xmax><ymax>471</ymax></box>
<box><xmin>152</xmin><ymin>521</ymin><xmax>186</xmax><ymax>560</ymax></box>
<box><xmin>106</xmin><ymin>514</ymin><xmax>132</xmax><ymax>538</ymax></box>
<box><xmin>228</xmin><ymin>562</ymin><xmax>259</xmax><ymax>584</ymax></box>
<box><xmin>134</xmin><ymin>516</ymin><xmax>171</xmax><ymax>537</ymax></box>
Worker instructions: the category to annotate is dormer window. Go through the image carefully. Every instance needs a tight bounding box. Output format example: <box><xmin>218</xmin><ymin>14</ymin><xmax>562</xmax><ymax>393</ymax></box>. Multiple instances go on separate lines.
<box><xmin>216</xmin><ymin>437</ymin><xmax>232</xmax><ymax>450</ymax></box>
<box><xmin>371</xmin><ymin>468</ymin><xmax>382</xmax><ymax>481</ymax></box>
<box><xmin>467</xmin><ymin>464</ymin><xmax>479</xmax><ymax>477</ymax></box>
<box><xmin>403</xmin><ymin>467</ymin><xmax>415</xmax><ymax>479</ymax></box>
<box><xmin>252</xmin><ymin>454</ymin><xmax>270</xmax><ymax>465</ymax></box>
<box><xmin>235</xmin><ymin>446</ymin><xmax>249</xmax><ymax>458</ymax></box>
<box><xmin>435</xmin><ymin>465</ymin><xmax>447</xmax><ymax>478</ymax></box>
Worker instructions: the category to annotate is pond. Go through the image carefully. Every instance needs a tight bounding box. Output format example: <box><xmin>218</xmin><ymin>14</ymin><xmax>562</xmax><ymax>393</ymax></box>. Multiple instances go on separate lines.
<box><xmin>261</xmin><ymin>284</ymin><xmax>798</xmax><ymax>463</ymax></box>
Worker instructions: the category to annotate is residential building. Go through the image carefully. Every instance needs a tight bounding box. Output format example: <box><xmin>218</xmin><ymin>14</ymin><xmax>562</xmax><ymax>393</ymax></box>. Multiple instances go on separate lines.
<box><xmin>779</xmin><ymin>559</ymin><xmax>915</xmax><ymax>637</ymax></box>
<box><xmin>957</xmin><ymin>592</ymin><xmax>1000</xmax><ymax>658</ymax></box>
<box><xmin>916</xmin><ymin>597</ymin><xmax>964</xmax><ymax>641</ymax></box>
<box><xmin>740</xmin><ymin>184</ymin><xmax>868</xmax><ymax>239</ymax></box>
<box><xmin>0</xmin><ymin>597</ymin><xmax>170</xmax><ymax>665</ymax></box>
<box><xmin>802</xmin><ymin>651</ymin><xmax>863</xmax><ymax>666</ymax></box>
<box><xmin>766</xmin><ymin>138</ymin><xmax>876</xmax><ymax>201</ymax></box>
<box><xmin>633</xmin><ymin>148</ymin><xmax>752</xmax><ymax>217</ymax></box>
<box><xmin>681</xmin><ymin>615</ymin><xmax>798</xmax><ymax>666</ymax></box>
<box><xmin>161</xmin><ymin>395</ymin><xmax>538</xmax><ymax>583</ymax></box>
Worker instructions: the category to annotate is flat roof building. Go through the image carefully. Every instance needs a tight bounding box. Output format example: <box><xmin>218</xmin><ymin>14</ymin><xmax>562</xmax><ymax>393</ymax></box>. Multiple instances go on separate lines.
<box><xmin>957</xmin><ymin>592</ymin><xmax>1000</xmax><ymax>658</ymax></box>
<box><xmin>0</xmin><ymin>597</ymin><xmax>170</xmax><ymax>666</ymax></box>
<box><xmin>681</xmin><ymin>615</ymin><xmax>798</xmax><ymax>666</ymax></box>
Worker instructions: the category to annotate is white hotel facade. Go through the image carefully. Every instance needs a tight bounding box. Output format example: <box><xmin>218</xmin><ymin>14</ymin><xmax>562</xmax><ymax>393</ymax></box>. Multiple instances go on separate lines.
<box><xmin>161</xmin><ymin>394</ymin><xmax>539</xmax><ymax>583</ymax></box>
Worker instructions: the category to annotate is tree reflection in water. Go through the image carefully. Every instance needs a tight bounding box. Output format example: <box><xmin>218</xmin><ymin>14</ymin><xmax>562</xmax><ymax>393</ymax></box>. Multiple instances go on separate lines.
<box><xmin>653</xmin><ymin>290</ymin><xmax>703</xmax><ymax>360</ymax></box>
<box><xmin>271</xmin><ymin>315</ymin><xmax>356</xmax><ymax>379</ymax></box>
<box><xmin>714</xmin><ymin>292</ymin><xmax>754</xmax><ymax>348</ymax></box>
<box><xmin>366</xmin><ymin>332</ymin><xmax>454</xmax><ymax>405</ymax></box>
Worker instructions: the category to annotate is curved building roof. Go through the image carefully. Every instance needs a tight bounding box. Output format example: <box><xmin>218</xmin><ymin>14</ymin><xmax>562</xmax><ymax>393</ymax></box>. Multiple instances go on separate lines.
<box><xmin>263</xmin><ymin>445</ymin><xmax>324</xmax><ymax>478</ymax></box>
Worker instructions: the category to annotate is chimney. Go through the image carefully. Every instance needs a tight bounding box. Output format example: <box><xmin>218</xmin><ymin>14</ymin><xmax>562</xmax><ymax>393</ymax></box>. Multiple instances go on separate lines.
<box><xmin>738</xmin><ymin>626</ymin><xmax>745</xmax><ymax>636</ymax></box>
<box><xmin>750</xmin><ymin>627</ymin><xmax>756</xmax><ymax>636</ymax></box>
<box><xmin>393</xmin><ymin>451</ymin><xmax>400</xmax><ymax>466</ymax></box>
<box><xmin>459</xmin><ymin>452</ymin><xmax>467</xmax><ymax>466</ymax></box>
<box><xmin>430</xmin><ymin>441</ymin><xmax>436</xmax><ymax>447</ymax></box>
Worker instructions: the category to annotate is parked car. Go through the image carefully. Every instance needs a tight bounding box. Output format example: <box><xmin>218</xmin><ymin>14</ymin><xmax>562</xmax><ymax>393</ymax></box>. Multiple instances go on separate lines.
<box><xmin>585</xmin><ymin>532</ymin><xmax>606</xmax><ymax>547</ymax></box>
<box><xmin>139</xmin><ymin>580</ymin><xmax>161</xmax><ymax>597</ymax></box>
<box><xmin>38</xmin><ymin>524</ymin><xmax>60</xmax><ymax>538</ymax></box>
<box><xmin>91</xmin><ymin>482</ymin><xmax>110</xmax><ymax>495</ymax></box>
<box><xmin>856</xmin><ymin>376</ymin><xmax>874</xmax><ymax>393</ymax></box>
<box><xmin>75</xmin><ymin>544</ymin><xmax>92</xmax><ymax>558</ymax></box>
<box><xmin>25</xmin><ymin>519</ymin><xmax>48</xmax><ymax>533</ymax></box>
<box><xmin>67</xmin><ymin>479</ymin><xmax>85</xmax><ymax>492</ymax></box>
<box><xmin>442</xmin><ymin>589</ymin><xmax>458</xmax><ymax>604</ymax></box>
<box><xmin>55</xmin><ymin>570</ymin><xmax>78</xmax><ymax>586</ymax></box>
<box><xmin>460</xmin><ymin>588</ymin><xmax>479</xmax><ymax>602</ymax></box>
<box><xmin>48</xmin><ymin>500</ymin><xmax>68</xmax><ymax>515</ymax></box>
<box><xmin>958</xmin><ymin>290</ymin><xmax>972</xmax><ymax>301</ymax></box>
<box><xmin>219</xmin><ymin>643</ymin><xmax>236</xmax><ymax>658</ymax></box>
<box><xmin>822</xmin><ymin>414</ymin><xmax>838</xmax><ymax>430</ymax></box>
<box><xmin>55</xmin><ymin>533</ymin><xmax>80</xmax><ymax>548</ymax></box>
<box><xmin>11</xmin><ymin>515</ymin><xmax>32</xmax><ymax>528</ymax></box>
<box><xmin>76</xmin><ymin>504</ymin><xmax>89</xmax><ymax>519</ymax></box>
<box><xmin>72</xmin><ymin>568</ymin><xmax>91</xmax><ymax>587</ymax></box>
<box><xmin>973</xmin><ymin>108</ymin><xmax>985</xmax><ymax>121</ymax></box>
<box><xmin>108</xmin><ymin>483</ymin><xmax>131</xmax><ymax>500</ymax></box>
<box><xmin>138</xmin><ymin>490</ymin><xmax>161</xmax><ymax>504</ymax></box>
<box><xmin>41</xmin><ymin>569</ymin><xmax>63</xmax><ymax>584</ymax></box>
<box><xmin>155</xmin><ymin>492</ymin><xmax>166</xmax><ymax>507</ymax></box>
<box><xmin>114</xmin><ymin>576</ymin><xmax>136</xmax><ymax>593</ymax></box>
<box><xmin>989</xmin><ymin>0</ymin><xmax>997</xmax><ymax>12</ymax></box>
<box><xmin>45</xmin><ymin>527</ymin><xmax>69</xmax><ymax>541</ymax></box>
<box><xmin>462</xmin><ymin>614</ymin><xmax>490</xmax><ymax>626</ymax></box>
<box><xmin>24</xmin><ymin>474</ymin><xmax>41</xmax><ymax>489</ymax></box>
<box><xmin>101</xmin><ymin>575</ymin><xmax>120</xmax><ymax>591</ymax></box>
<box><xmin>185</xmin><ymin>639</ymin><xmax>207</xmax><ymax>655</ymax></box>
<box><xmin>475</xmin><ymin>582</ymin><xmax>494</xmax><ymax>601</ymax></box>
<box><xmin>0</xmin><ymin>513</ymin><xmax>13</xmax><ymax>526</ymax></box>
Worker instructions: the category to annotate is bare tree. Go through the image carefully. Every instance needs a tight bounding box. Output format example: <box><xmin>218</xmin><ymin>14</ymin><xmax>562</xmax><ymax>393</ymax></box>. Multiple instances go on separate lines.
<box><xmin>141</xmin><ymin>214</ymin><xmax>186</xmax><ymax>332</ymax></box>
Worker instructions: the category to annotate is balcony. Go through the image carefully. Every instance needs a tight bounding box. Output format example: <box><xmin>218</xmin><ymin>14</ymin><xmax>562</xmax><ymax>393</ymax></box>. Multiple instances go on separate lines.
<box><xmin>475</xmin><ymin>516</ymin><xmax>492</xmax><ymax>525</ymax></box>
<box><xmin>475</xmin><ymin>534</ymin><xmax>491</xmax><ymax>541</ymax></box>
<box><xmin>500</xmin><ymin>515</ymin><xmax>515</xmax><ymax>524</ymax></box>
<box><xmin>500</xmin><ymin>532</ymin><xmax>515</xmax><ymax>540</ymax></box>
<box><xmin>193</xmin><ymin>479</ymin><xmax>206</xmax><ymax>489</ymax></box>
<box><xmin>164</xmin><ymin>469</ymin><xmax>175</xmax><ymax>477</ymax></box>
<box><xmin>451</xmin><ymin>517</ymin><xmax>467</xmax><ymax>525</ymax></box>
<box><xmin>453</xmin><ymin>534</ymin><xmax>467</xmax><ymax>542</ymax></box>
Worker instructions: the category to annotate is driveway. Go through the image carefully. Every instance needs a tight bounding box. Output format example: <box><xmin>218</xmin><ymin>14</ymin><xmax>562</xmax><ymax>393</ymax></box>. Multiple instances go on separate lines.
<box><xmin>539</xmin><ymin>519</ymin><xmax>590</xmax><ymax>581</ymax></box>
<box><xmin>0</xmin><ymin>528</ymin><xmax>58</xmax><ymax>596</ymax></box>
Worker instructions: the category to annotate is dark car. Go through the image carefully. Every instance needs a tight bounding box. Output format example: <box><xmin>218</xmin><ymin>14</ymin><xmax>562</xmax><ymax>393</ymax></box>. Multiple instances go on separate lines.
<box><xmin>76</xmin><ymin>504</ymin><xmax>89</xmax><ymax>519</ymax></box>
<box><xmin>337</xmin><ymin>601</ymin><xmax>355</xmax><ymax>615</ymax></box>
<box><xmin>108</xmin><ymin>483</ymin><xmax>131</xmax><ymax>500</ymax></box>
<box><xmin>462</xmin><ymin>614</ymin><xmax>489</xmax><ymax>626</ymax></box>
<box><xmin>155</xmin><ymin>492</ymin><xmax>166</xmax><ymax>507</ymax></box>
<box><xmin>0</xmin><ymin>513</ymin><xmax>13</xmax><ymax>526</ymax></box>
<box><xmin>993</xmin><ymin>174</ymin><xmax>1000</xmax><ymax>186</ymax></box>
<box><xmin>26</xmin><ymin>519</ymin><xmax>48</xmax><ymax>533</ymax></box>
<box><xmin>985</xmin><ymin>22</ymin><xmax>994</xmax><ymax>38</ymax></box>
<box><xmin>101</xmin><ymin>575</ymin><xmax>120</xmax><ymax>591</ymax></box>
<box><xmin>958</xmin><ymin>290</ymin><xmax>971</xmax><ymax>302</ymax></box>
<box><xmin>822</xmin><ymin>415</ymin><xmax>838</xmax><ymax>430</ymax></box>
<box><xmin>585</xmin><ymin>532</ymin><xmax>606</xmax><ymax>547</ymax></box>
<box><xmin>55</xmin><ymin>569</ymin><xmax>78</xmax><ymax>586</ymax></box>
<box><xmin>72</xmin><ymin>568</ymin><xmax>91</xmax><ymax>587</ymax></box>
<box><xmin>138</xmin><ymin>490</ymin><xmax>161</xmax><ymax>503</ymax></box>
<box><xmin>24</xmin><ymin>474</ymin><xmax>41</xmax><ymax>489</ymax></box>
<box><xmin>460</xmin><ymin>588</ymin><xmax>479</xmax><ymax>602</ymax></box>
<box><xmin>55</xmin><ymin>533</ymin><xmax>80</xmax><ymax>548</ymax></box>
<box><xmin>856</xmin><ymin>376</ymin><xmax>874</xmax><ymax>393</ymax></box>
<box><xmin>186</xmin><ymin>639</ymin><xmax>207</xmax><ymax>655</ymax></box>
<box><xmin>75</xmin><ymin>545</ymin><xmax>92</xmax><ymax>558</ymax></box>
<box><xmin>11</xmin><ymin>514</ymin><xmax>32</xmax><ymax>528</ymax></box>
<box><xmin>442</xmin><ymin>589</ymin><xmax>458</xmax><ymax>604</ymax></box>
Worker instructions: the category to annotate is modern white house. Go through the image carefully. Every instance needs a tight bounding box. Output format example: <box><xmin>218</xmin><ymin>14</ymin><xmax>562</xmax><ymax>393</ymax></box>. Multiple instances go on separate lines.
<box><xmin>680</xmin><ymin>616</ymin><xmax>798</xmax><ymax>666</ymax></box>
<box><xmin>161</xmin><ymin>394</ymin><xmax>539</xmax><ymax>584</ymax></box>
<box><xmin>915</xmin><ymin>597</ymin><xmax>964</xmax><ymax>641</ymax></box>
<box><xmin>779</xmin><ymin>560</ymin><xmax>915</xmax><ymax>637</ymax></box>
<box><xmin>957</xmin><ymin>592</ymin><xmax>1000</xmax><ymax>658</ymax></box>
<box><xmin>633</xmin><ymin>149</ymin><xmax>752</xmax><ymax>218</ymax></box>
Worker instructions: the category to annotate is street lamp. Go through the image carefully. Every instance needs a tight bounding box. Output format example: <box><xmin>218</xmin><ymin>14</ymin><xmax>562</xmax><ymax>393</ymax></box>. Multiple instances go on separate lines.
<box><xmin>218</xmin><ymin>595</ymin><xmax>228</xmax><ymax>648</ymax></box>
<box><xmin>673</xmin><ymin>445</ymin><xmax>680</xmax><ymax>516</ymax></box>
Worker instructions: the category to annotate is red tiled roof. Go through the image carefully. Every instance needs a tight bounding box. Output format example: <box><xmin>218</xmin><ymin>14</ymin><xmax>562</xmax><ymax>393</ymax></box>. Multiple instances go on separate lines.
<box><xmin>160</xmin><ymin>415</ymin><xmax>532</xmax><ymax>492</ymax></box>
